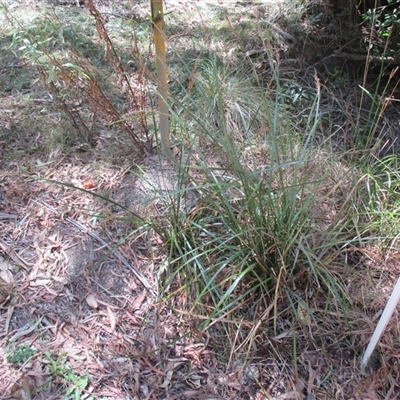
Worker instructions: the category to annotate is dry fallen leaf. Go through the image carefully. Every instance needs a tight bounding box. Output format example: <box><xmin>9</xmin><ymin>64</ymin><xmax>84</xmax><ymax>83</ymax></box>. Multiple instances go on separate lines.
<box><xmin>107</xmin><ymin>306</ymin><xmax>117</xmax><ymax>331</ymax></box>
<box><xmin>30</xmin><ymin>279</ymin><xmax>51</xmax><ymax>287</ymax></box>
<box><xmin>52</xmin><ymin>276</ymin><xmax>68</xmax><ymax>285</ymax></box>
<box><xmin>0</xmin><ymin>256</ymin><xmax>15</xmax><ymax>286</ymax></box>
<box><xmin>297</xmin><ymin>301</ymin><xmax>312</xmax><ymax>325</ymax></box>
<box><xmin>86</xmin><ymin>294</ymin><xmax>98</xmax><ymax>309</ymax></box>
<box><xmin>83</xmin><ymin>180</ymin><xmax>96</xmax><ymax>189</ymax></box>
<box><xmin>9</xmin><ymin>375</ymin><xmax>34</xmax><ymax>400</ymax></box>
<box><xmin>132</xmin><ymin>290</ymin><xmax>146</xmax><ymax>310</ymax></box>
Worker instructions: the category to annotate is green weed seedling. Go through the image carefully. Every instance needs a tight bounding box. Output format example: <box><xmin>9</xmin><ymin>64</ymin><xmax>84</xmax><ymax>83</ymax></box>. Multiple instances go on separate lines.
<box><xmin>44</xmin><ymin>352</ymin><xmax>93</xmax><ymax>400</ymax></box>
<box><xmin>6</xmin><ymin>343</ymin><xmax>37</xmax><ymax>366</ymax></box>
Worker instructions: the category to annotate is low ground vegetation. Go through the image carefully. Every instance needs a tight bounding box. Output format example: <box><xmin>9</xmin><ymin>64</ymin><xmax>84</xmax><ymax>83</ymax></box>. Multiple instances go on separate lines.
<box><xmin>1</xmin><ymin>0</ymin><xmax>400</xmax><ymax>399</ymax></box>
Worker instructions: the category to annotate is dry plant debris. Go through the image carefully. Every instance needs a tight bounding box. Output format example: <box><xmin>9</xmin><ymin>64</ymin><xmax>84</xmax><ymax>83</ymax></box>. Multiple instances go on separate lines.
<box><xmin>0</xmin><ymin>159</ymin><xmax>214</xmax><ymax>399</ymax></box>
<box><xmin>1</xmin><ymin>159</ymin><xmax>400</xmax><ymax>398</ymax></box>
<box><xmin>1</xmin><ymin>0</ymin><xmax>400</xmax><ymax>399</ymax></box>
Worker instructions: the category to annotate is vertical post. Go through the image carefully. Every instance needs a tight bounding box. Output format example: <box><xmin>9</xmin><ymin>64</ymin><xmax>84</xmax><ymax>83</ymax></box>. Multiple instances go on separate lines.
<box><xmin>360</xmin><ymin>275</ymin><xmax>400</xmax><ymax>370</ymax></box>
<box><xmin>151</xmin><ymin>0</ymin><xmax>171</xmax><ymax>158</ymax></box>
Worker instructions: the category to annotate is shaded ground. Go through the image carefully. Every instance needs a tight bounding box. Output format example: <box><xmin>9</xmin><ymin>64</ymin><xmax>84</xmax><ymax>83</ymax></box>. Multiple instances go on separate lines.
<box><xmin>2</xmin><ymin>160</ymin><xmax>400</xmax><ymax>398</ymax></box>
<box><xmin>1</xmin><ymin>0</ymin><xmax>400</xmax><ymax>399</ymax></box>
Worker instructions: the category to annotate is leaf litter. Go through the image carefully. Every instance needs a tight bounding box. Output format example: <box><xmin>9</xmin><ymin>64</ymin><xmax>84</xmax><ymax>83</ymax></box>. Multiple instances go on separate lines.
<box><xmin>1</xmin><ymin>0</ymin><xmax>400</xmax><ymax>399</ymax></box>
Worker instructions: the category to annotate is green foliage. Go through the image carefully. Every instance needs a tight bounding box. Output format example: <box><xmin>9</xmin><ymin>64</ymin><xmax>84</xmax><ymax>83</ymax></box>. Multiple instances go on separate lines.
<box><xmin>363</xmin><ymin>4</ymin><xmax>400</xmax><ymax>56</ymax></box>
<box><xmin>360</xmin><ymin>154</ymin><xmax>400</xmax><ymax>250</ymax></box>
<box><xmin>6</xmin><ymin>343</ymin><xmax>37</xmax><ymax>366</ymax></box>
<box><xmin>175</xmin><ymin>54</ymin><xmax>269</xmax><ymax>144</ymax></box>
<box><xmin>44</xmin><ymin>352</ymin><xmax>93</xmax><ymax>400</ymax></box>
<box><xmin>157</xmin><ymin>55</ymin><xmax>358</xmax><ymax>336</ymax></box>
<box><xmin>2</xmin><ymin>1</ymin><xmax>400</xmax><ymax>392</ymax></box>
<box><xmin>4</xmin><ymin>6</ymin><xmax>101</xmax><ymax>63</ymax></box>
<box><xmin>281</xmin><ymin>81</ymin><xmax>314</xmax><ymax>106</ymax></box>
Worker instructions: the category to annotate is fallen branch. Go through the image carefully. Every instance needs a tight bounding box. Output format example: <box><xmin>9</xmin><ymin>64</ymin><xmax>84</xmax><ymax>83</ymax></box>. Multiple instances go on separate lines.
<box><xmin>334</xmin><ymin>51</ymin><xmax>400</xmax><ymax>65</ymax></box>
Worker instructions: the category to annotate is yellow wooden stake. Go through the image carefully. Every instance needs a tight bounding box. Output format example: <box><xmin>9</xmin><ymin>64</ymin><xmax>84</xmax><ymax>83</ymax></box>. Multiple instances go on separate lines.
<box><xmin>151</xmin><ymin>0</ymin><xmax>171</xmax><ymax>158</ymax></box>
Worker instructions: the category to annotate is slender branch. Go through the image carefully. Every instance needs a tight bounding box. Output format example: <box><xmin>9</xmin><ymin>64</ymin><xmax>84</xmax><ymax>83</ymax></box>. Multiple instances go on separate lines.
<box><xmin>334</xmin><ymin>51</ymin><xmax>400</xmax><ymax>65</ymax></box>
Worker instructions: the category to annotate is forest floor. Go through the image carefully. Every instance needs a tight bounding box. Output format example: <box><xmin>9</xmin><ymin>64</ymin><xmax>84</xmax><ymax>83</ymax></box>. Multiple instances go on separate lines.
<box><xmin>1</xmin><ymin>0</ymin><xmax>400</xmax><ymax>399</ymax></box>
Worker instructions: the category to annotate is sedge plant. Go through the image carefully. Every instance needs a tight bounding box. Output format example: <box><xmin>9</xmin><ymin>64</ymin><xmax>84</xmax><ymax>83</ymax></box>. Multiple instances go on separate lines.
<box><xmin>156</xmin><ymin>51</ymin><xmax>363</xmax><ymax>366</ymax></box>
